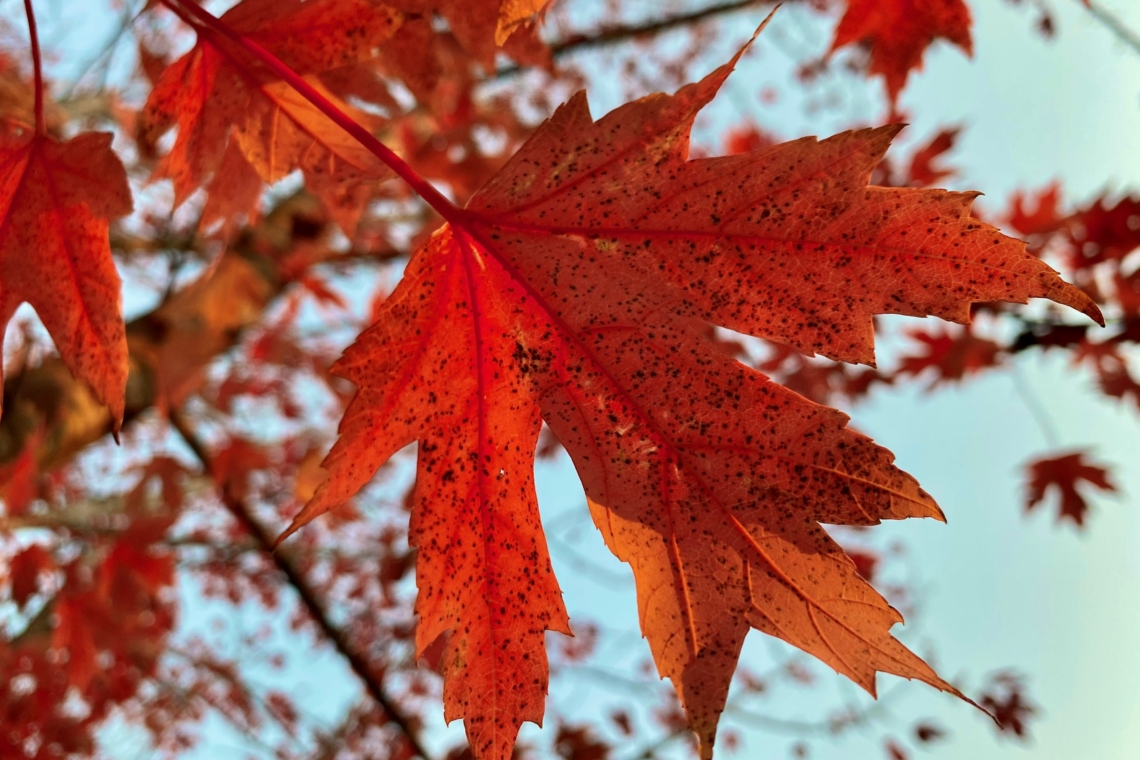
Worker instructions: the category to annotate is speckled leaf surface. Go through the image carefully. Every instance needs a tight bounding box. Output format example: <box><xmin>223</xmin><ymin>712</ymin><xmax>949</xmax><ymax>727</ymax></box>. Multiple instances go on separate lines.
<box><xmin>284</xmin><ymin>36</ymin><xmax>1100</xmax><ymax>760</ymax></box>
<box><xmin>0</xmin><ymin>127</ymin><xmax>132</xmax><ymax>426</ymax></box>
<box><xmin>286</xmin><ymin>226</ymin><xmax>572</xmax><ymax>758</ymax></box>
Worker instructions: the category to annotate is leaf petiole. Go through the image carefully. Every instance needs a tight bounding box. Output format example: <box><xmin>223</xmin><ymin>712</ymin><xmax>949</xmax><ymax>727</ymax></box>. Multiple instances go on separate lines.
<box><xmin>21</xmin><ymin>0</ymin><xmax>44</xmax><ymax>134</ymax></box>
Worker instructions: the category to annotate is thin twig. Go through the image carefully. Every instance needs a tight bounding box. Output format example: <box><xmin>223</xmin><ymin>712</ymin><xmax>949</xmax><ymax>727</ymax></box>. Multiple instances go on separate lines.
<box><xmin>1080</xmin><ymin>0</ymin><xmax>1140</xmax><ymax>57</ymax></box>
<box><xmin>549</xmin><ymin>0</ymin><xmax>768</xmax><ymax>56</ymax></box>
<box><xmin>618</xmin><ymin>723</ymin><xmax>692</xmax><ymax>760</ymax></box>
<box><xmin>168</xmin><ymin>410</ymin><xmax>434</xmax><ymax>760</ymax></box>
<box><xmin>496</xmin><ymin>0</ymin><xmax>770</xmax><ymax>78</ymax></box>
<box><xmin>1009</xmin><ymin>362</ymin><xmax>1061</xmax><ymax>448</ymax></box>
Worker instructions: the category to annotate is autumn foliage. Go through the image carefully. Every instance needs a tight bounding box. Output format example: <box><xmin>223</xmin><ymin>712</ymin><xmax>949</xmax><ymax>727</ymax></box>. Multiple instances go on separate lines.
<box><xmin>0</xmin><ymin>1</ymin><xmax>1135</xmax><ymax>759</ymax></box>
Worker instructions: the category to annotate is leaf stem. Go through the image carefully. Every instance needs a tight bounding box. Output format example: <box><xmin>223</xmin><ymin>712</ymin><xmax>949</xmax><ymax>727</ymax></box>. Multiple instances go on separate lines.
<box><xmin>156</xmin><ymin>0</ymin><xmax>462</xmax><ymax>224</ymax></box>
<box><xmin>21</xmin><ymin>0</ymin><xmax>44</xmax><ymax>133</ymax></box>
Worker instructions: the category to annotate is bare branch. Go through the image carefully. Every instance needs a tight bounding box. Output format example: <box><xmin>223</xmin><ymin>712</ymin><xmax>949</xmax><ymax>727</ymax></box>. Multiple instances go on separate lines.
<box><xmin>168</xmin><ymin>410</ymin><xmax>435</xmax><ymax>760</ymax></box>
<box><xmin>495</xmin><ymin>0</ymin><xmax>771</xmax><ymax>78</ymax></box>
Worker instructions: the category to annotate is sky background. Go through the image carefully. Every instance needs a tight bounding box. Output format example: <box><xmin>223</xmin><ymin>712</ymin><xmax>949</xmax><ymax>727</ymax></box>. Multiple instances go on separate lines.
<box><xmin>7</xmin><ymin>0</ymin><xmax>1140</xmax><ymax>758</ymax></box>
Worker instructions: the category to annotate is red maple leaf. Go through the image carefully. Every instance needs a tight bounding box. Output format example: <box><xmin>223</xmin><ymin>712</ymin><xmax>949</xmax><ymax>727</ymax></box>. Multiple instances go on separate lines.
<box><xmin>979</xmin><ymin>671</ymin><xmax>1037</xmax><ymax>738</ymax></box>
<box><xmin>1068</xmin><ymin>194</ymin><xmax>1140</xmax><ymax>265</ymax></box>
<box><xmin>278</xmin><ymin>31</ymin><xmax>1099</xmax><ymax>759</ymax></box>
<box><xmin>845</xmin><ymin>548</ymin><xmax>880</xmax><ymax>583</ymax></box>
<box><xmin>142</xmin><ymin>0</ymin><xmax>401</xmax><ymax>233</ymax></box>
<box><xmin>1006</xmin><ymin>182</ymin><xmax>1064</xmax><ymax>238</ymax></box>
<box><xmin>897</xmin><ymin>326</ymin><xmax>1002</xmax><ymax>387</ymax></box>
<box><xmin>906</xmin><ymin>128</ymin><xmax>959</xmax><ymax>187</ymax></box>
<box><xmin>8</xmin><ymin>543</ymin><xmax>52</xmax><ymax>609</ymax></box>
<box><xmin>0</xmin><ymin>125</ymin><xmax>132</xmax><ymax>425</ymax></box>
<box><xmin>831</xmin><ymin>0</ymin><xmax>973</xmax><ymax>106</ymax></box>
<box><xmin>723</xmin><ymin>124</ymin><xmax>777</xmax><ymax>155</ymax></box>
<box><xmin>1024</xmin><ymin>450</ymin><xmax>1117</xmax><ymax>527</ymax></box>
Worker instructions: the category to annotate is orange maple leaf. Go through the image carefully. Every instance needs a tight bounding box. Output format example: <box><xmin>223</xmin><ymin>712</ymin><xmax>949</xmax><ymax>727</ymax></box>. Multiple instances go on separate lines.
<box><xmin>143</xmin><ymin>0</ymin><xmax>402</xmax><ymax>233</ymax></box>
<box><xmin>1025</xmin><ymin>450</ymin><xmax>1117</xmax><ymax>527</ymax></box>
<box><xmin>0</xmin><ymin>125</ymin><xmax>132</xmax><ymax>426</ymax></box>
<box><xmin>281</xmin><ymin>33</ymin><xmax>1099</xmax><ymax>759</ymax></box>
<box><xmin>831</xmin><ymin>0</ymin><xmax>973</xmax><ymax>106</ymax></box>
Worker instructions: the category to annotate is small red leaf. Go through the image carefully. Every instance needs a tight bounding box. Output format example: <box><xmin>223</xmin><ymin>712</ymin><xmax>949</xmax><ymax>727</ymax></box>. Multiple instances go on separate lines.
<box><xmin>906</xmin><ymin>128</ymin><xmax>959</xmax><ymax>187</ymax></box>
<box><xmin>897</xmin><ymin>326</ymin><xmax>1001</xmax><ymax>387</ymax></box>
<box><xmin>9</xmin><ymin>544</ymin><xmax>52</xmax><ymax>609</ymax></box>
<box><xmin>830</xmin><ymin>0</ymin><xmax>973</xmax><ymax>105</ymax></box>
<box><xmin>1024</xmin><ymin>450</ymin><xmax>1117</xmax><ymax>527</ymax></box>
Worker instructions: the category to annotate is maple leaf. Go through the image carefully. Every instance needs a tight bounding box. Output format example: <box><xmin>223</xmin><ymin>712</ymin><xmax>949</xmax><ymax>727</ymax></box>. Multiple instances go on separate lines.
<box><xmin>143</xmin><ymin>0</ymin><xmax>401</xmax><ymax>232</ymax></box>
<box><xmin>9</xmin><ymin>543</ymin><xmax>52</xmax><ymax>609</ymax></box>
<box><xmin>1067</xmin><ymin>194</ymin><xmax>1140</xmax><ymax>265</ymax></box>
<box><xmin>906</xmin><ymin>127</ymin><xmax>959</xmax><ymax>187</ymax></box>
<box><xmin>1006</xmin><ymin>182</ymin><xmax>1064</xmax><ymax>238</ymax></box>
<box><xmin>844</xmin><ymin>548</ymin><xmax>879</xmax><ymax>583</ymax></box>
<box><xmin>213</xmin><ymin>437</ymin><xmax>272</xmax><ymax>502</ymax></box>
<box><xmin>125</xmin><ymin>456</ymin><xmax>190</xmax><ymax>514</ymax></box>
<box><xmin>281</xmin><ymin>31</ymin><xmax>1099</xmax><ymax>759</ymax></box>
<box><xmin>0</xmin><ymin>125</ymin><xmax>132</xmax><ymax>425</ymax></box>
<box><xmin>1115</xmin><ymin>268</ymin><xmax>1140</xmax><ymax>315</ymax></box>
<box><xmin>831</xmin><ymin>0</ymin><xmax>973</xmax><ymax>106</ymax></box>
<box><xmin>1024</xmin><ymin>450</ymin><xmax>1116</xmax><ymax>527</ymax></box>
<box><xmin>978</xmin><ymin>671</ymin><xmax>1037</xmax><ymax>738</ymax></box>
<box><xmin>723</xmin><ymin>124</ymin><xmax>777</xmax><ymax>155</ymax></box>
<box><xmin>897</xmin><ymin>325</ymin><xmax>1001</xmax><ymax>387</ymax></box>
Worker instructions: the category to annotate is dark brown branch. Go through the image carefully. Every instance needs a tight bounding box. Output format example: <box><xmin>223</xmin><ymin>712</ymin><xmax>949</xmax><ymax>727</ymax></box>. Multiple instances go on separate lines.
<box><xmin>168</xmin><ymin>410</ymin><xmax>434</xmax><ymax>760</ymax></box>
<box><xmin>550</xmin><ymin>0</ymin><xmax>768</xmax><ymax>56</ymax></box>
<box><xmin>495</xmin><ymin>0</ymin><xmax>769</xmax><ymax>78</ymax></box>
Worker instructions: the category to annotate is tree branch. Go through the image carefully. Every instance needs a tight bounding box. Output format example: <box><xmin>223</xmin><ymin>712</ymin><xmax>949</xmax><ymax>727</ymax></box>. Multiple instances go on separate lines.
<box><xmin>1080</xmin><ymin>0</ymin><xmax>1140</xmax><ymax>57</ymax></box>
<box><xmin>495</xmin><ymin>0</ymin><xmax>770</xmax><ymax>78</ymax></box>
<box><xmin>168</xmin><ymin>410</ymin><xmax>434</xmax><ymax>760</ymax></box>
<box><xmin>552</xmin><ymin>0</ymin><xmax>768</xmax><ymax>56</ymax></box>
